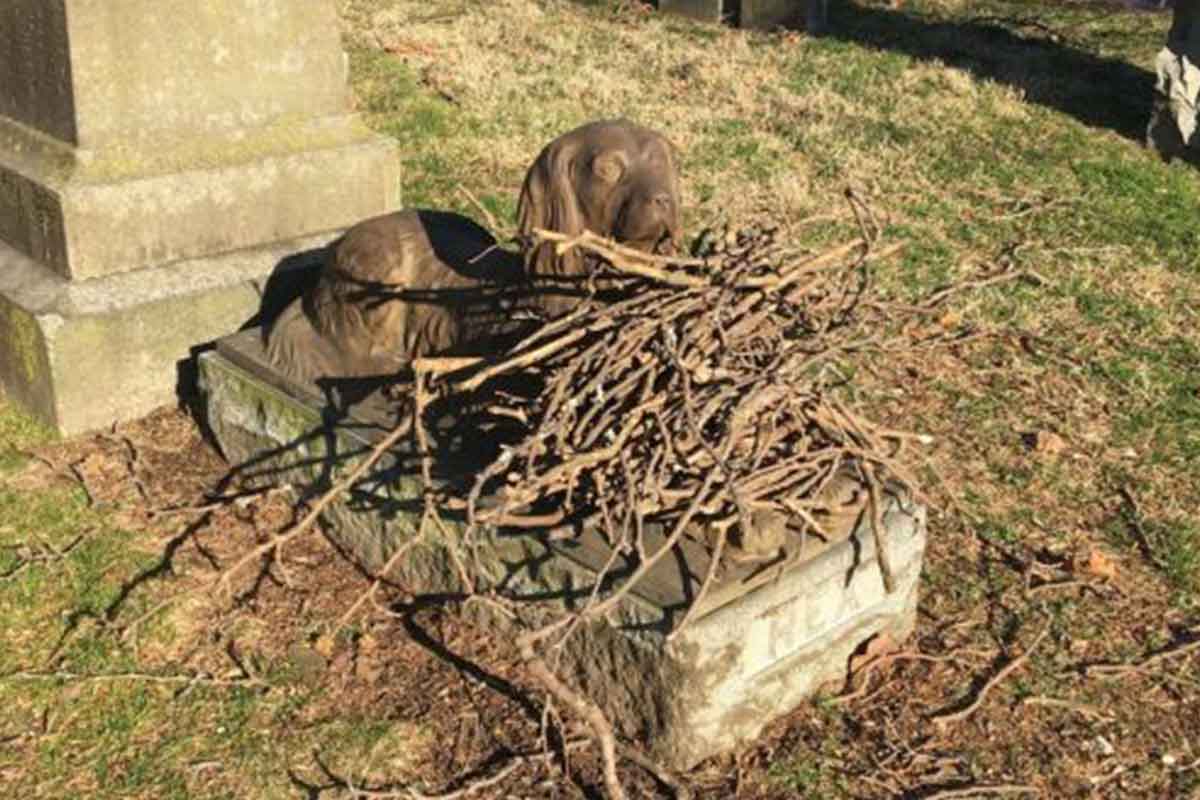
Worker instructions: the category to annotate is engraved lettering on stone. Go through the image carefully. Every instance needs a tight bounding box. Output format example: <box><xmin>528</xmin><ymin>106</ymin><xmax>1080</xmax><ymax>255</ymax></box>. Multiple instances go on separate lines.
<box><xmin>0</xmin><ymin>1</ymin><xmax>77</xmax><ymax>144</ymax></box>
<box><xmin>0</xmin><ymin>171</ymin><xmax>25</xmax><ymax>251</ymax></box>
<box><xmin>27</xmin><ymin>185</ymin><xmax>65</xmax><ymax>272</ymax></box>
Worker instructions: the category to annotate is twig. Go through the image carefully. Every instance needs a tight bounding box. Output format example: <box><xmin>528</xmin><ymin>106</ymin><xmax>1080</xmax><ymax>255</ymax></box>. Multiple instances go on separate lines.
<box><xmin>1084</xmin><ymin>632</ymin><xmax>1200</xmax><ymax>679</ymax></box>
<box><xmin>66</xmin><ymin>461</ymin><xmax>97</xmax><ymax>507</ymax></box>
<box><xmin>862</xmin><ymin>463</ymin><xmax>897</xmax><ymax>594</ymax></box>
<box><xmin>1117</xmin><ymin>485</ymin><xmax>1166</xmax><ymax>570</ymax></box>
<box><xmin>617</xmin><ymin>743</ymin><xmax>692</xmax><ymax>800</ymax></box>
<box><xmin>1019</xmin><ymin>695</ymin><xmax>1113</xmax><ymax>721</ymax></box>
<box><xmin>0</xmin><ymin>534</ymin><xmax>86</xmax><ymax>581</ymax></box>
<box><xmin>337</xmin><ymin>740</ymin><xmax>588</xmax><ymax>799</ymax></box>
<box><xmin>0</xmin><ymin>669</ymin><xmax>265</xmax><ymax>689</ymax></box>
<box><xmin>212</xmin><ymin>415</ymin><xmax>414</xmax><ymax>599</ymax></box>
<box><xmin>149</xmin><ymin>485</ymin><xmax>294</xmax><ymax>517</ymax></box>
<box><xmin>334</xmin><ymin>532</ymin><xmax>428</xmax><ymax>631</ymax></box>
<box><xmin>518</xmin><ymin>630</ymin><xmax>627</xmax><ymax>800</ymax></box>
<box><xmin>834</xmin><ymin>651</ymin><xmax>956</xmax><ymax>704</ymax></box>
<box><xmin>920</xmin><ymin>783</ymin><xmax>1039</xmax><ymax>799</ymax></box>
<box><xmin>931</xmin><ymin>616</ymin><xmax>1053</xmax><ymax>728</ymax></box>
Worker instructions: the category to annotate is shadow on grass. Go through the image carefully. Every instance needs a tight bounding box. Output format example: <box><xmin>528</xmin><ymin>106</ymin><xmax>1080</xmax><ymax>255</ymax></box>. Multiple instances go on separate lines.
<box><xmin>824</xmin><ymin>2</ymin><xmax>1159</xmax><ymax>143</ymax></box>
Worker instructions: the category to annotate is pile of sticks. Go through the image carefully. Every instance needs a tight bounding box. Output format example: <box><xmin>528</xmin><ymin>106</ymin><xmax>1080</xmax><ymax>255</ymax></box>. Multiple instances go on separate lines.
<box><xmin>419</xmin><ymin>222</ymin><xmax>916</xmax><ymax>596</ymax></box>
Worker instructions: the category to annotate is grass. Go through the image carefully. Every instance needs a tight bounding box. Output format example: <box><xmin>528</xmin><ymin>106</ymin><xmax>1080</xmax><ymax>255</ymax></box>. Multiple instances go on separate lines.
<box><xmin>3</xmin><ymin>0</ymin><xmax>1200</xmax><ymax>796</ymax></box>
<box><xmin>0</xmin><ymin>406</ymin><xmax>432</xmax><ymax>799</ymax></box>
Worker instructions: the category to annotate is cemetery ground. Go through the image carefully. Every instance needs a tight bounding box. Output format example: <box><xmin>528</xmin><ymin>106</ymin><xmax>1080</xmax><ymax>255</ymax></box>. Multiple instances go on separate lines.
<box><xmin>1</xmin><ymin>0</ymin><xmax>1198</xmax><ymax>796</ymax></box>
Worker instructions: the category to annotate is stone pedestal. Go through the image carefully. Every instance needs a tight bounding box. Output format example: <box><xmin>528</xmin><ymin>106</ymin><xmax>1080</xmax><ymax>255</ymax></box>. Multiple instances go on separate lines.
<box><xmin>0</xmin><ymin>0</ymin><xmax>400</xmax><ymax>433</ymax></box>
<box><xmin>1148</xmin><ymin>0</ymin><xmax>1200</xmax><ymax>161</ymax></box>
<box><xmin>659</xmin><ymin>0</ymin><xmax>822</xmax><ymax>31</ymax></box>
<box><xmin>197</xmin><ymin>329</ymin><xmax>927</xmax><ymax>770</ymax></box>
<box><xmin>659</xmin><ymin>0</ymin><xmax>725</xmax><ymax>23</ymax></box>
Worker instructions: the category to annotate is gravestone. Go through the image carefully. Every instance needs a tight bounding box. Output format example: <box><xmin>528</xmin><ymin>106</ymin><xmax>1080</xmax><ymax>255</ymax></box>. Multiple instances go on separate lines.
<box><xmin>197</xmin><ymin>328</ymin><xmax>927</xmax><ymax>769</ymax></box>
<box><xmin>659</xmin><ymin>0</ymin><xmax>827</xmax><ymax>32</ymax></box>
<box><xmin>1148</xmin><ymin>0</ymin><xmax>1200</xmax><ymax>161</ymax></box>
<box><xmin>0</xmin><ymin>0</ymin><xmax>400</xmax><ymax>434</ymax></box>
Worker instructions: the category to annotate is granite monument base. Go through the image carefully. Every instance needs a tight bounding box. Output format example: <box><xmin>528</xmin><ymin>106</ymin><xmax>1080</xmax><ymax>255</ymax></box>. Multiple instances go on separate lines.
<box><xmin>197</xmin><ymin>329</ymin><xmax>927</xmax><ymax>769</ymax></box>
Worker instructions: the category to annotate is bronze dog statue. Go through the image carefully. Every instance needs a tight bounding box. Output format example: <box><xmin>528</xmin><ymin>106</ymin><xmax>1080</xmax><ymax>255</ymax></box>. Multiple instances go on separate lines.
<box><xmin>265</xmin><ymin>119</ymin><xmax>682</xmax><ymax>384</ymax></box>
<box><xmin>518</xmin><ymin>118</ymin><xmax>682</xmax><ymax>316</ymax></box>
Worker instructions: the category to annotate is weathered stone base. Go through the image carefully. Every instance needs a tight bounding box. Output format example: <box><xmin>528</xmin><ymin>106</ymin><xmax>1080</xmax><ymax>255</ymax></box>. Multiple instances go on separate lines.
<box><xmin>1148</xmin><ymin>0</ymin><xmax>1200</xmax><ymax>162</ymax></box>
<box><xmin>658</xmin><ymin>0</ymin><xmax>724</xmax><ymax>23</ymax></box>
<box><xmin>198</xmin><ymin>331</ymin><xmax>926</xmax><ymax>769</ymax></box>
<box><xmin>0</xmin><ymin>116</ymin><xmax>398</xmax><ymax>280</ymax></box>
<box><xmin>658</xmin><ymin>0</ymin><xmax>821</xmax><ymax>30</ymax></box>
<box><xmin>0</xmin><ymin>235</ymin><xmax>332</xmax><ymax>435</ymax></box>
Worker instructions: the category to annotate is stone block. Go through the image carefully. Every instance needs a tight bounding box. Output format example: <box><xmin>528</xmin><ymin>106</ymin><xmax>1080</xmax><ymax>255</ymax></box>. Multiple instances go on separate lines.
<box><xmin>1149</xmin><ymin>0</ymin><xmax>1200</xmax><ymax>161</ymax></box>
<box><xmin>658</xmin><ymin>0</ymin><xmax>725</xmax><ymax>24</ymax></box>
<box><xmin>0</xmin><ymin>0</ymin><xmax>349</xmax><ymax>150</ymax></box>
<box><xmin>0</xmin><ymin>116</ymin><xmax>399</xmax><ymax>281</ymax></box>
<box><xmin>0</xmin><ymin>236</ymin><xmax>330</xmax><ymax>435</ymax></box>
<box><xmin>198</xmin><ymin>331</ymin><xmax>927</xmax><ymax>770</ymax></box>
<box><xmin>0</xmin><ymin>0</ymin><xmax>401</xmax><ymax>280</ymax></box>
<box><xmin>0</xmin><ymin>0</ymin><xmax>401</xmax><ymax>431</ymax></box>
<box><xmin>740</xmin><ymin>0</ymin><xmax>804</xmax><ymax>30</ymax></box>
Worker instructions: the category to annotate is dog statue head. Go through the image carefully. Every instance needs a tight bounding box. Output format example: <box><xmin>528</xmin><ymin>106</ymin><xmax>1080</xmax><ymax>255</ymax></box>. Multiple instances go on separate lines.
<box><xmin>517</xmin><ymin>119</ymin><xmax>683</xmax><ymax>288</ymax></box>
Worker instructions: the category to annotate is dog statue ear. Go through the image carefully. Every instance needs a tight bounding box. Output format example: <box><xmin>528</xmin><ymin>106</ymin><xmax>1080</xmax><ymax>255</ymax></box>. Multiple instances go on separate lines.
<box><xmin>662</xmin><ymin>140</ymin><xmax>685</xmax><ymax>252</ymax></box>
<box><xmin>518</xmin><ymin>135</ymin><xmax>586</xmax><ymax>279</ymax></box>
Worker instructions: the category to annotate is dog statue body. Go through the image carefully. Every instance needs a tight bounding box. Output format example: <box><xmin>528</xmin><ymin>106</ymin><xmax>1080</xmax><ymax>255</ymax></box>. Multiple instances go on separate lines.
<box><xmin>265</xmin><ymin>119</ymin><xmax>682</xmax><ymax>384</ymax></box>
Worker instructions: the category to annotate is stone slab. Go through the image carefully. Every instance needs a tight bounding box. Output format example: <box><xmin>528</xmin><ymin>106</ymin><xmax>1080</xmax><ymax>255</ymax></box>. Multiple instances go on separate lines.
<box><xmin>0</xmin><ymin>0</ymin><xmax>349</xmax><ymax>151</ymax></box>
<box><xmin>0</xmin><ymin>0</ymin><xmax>75</xmax><ymax>145</ymax></box>
<box><xmin>1148</xmin><ymin>0</ymin><xmax>1200</xmax><ymax>161</ymax></box>
<box><xmin>659</xmin><ymin>0</ymin><xmax>725</xmax><ymax>24</ymax></box>
<box><xmin>0</xmin><ymin>235</ymin><xmax>333</xmax><ymax>435</ymax></box>
<box><xmin>741</xmin><ymin>0</ymin><xmax>806</xmax><ymax>30</ymax></box>
<box><xmin>0</xmin><ymin>120</ymin><xmax>399</xmax><ymax>280</ymax></box>
<box><xmin>198</xmin><ymin>329</ymin><xmax>927</xmax><ymax>769</ymax></box>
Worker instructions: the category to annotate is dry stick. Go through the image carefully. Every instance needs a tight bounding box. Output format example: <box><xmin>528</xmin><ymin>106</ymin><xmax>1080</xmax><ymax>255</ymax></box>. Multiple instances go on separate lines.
<box><xmin>746</xmin><ymin>240</ymin><xmax>904</xmax><ymax>291</ymax></box>
<box><xmin>150</xmin><ymin>485</ymin><xmax>294</xmax><ymax>517</ymax></box>
<box><xmin>920</xmin><ymin>784</ymin><xmax>1039</xmax><ymax>799</ymax></box>
<box><xmin>334</xmin><ymin>532</ymin><xmax>427</xmax><ymax>632</ymax></box>
<box><xmin>1</xmin><ymin>669</ymin><xmax>264</xmax><ymax>689</ymax></box>
<box><xmin>343</xmin><ymin>740</ymin><xmax>589</xmax><ymax>800</ymax></box>
<box><xmin>1084</xmin><ymin>633</ymin><xmax>1200</xmax><ymax>679</ymax></box>
<box><xmin>213</xmin><ymin>415</ymin><xmax>414</xmax><ymax>599</ymax></box>
<box><xmin>516</xmin><ymin>464</ymin><xmax>728</xmax><ymax>799</ymax></box>
<box><xmin>861</xmin><ymin>462</ymin><xmax>897</xmax><ymax>595</ymax></box>
<box><xmin>579</xmin><ymin>445</ymin><xmax>728</xmax><ymax>624</ymax></box>
<box><xmin>921</xmin><ymin>264</ymin><xmax>1045</xmax><ymax>309</ymax></box>
<box><xmin>833</xmin><ymin>651</ymin><xmax>956</xmax><ymax>705</ymax></box>
<box><xmin>537</xmin><ymin>228</ymin><xmax>708</xmax><ymax>270</ymax></box>
<box><xmin>1019</xmin><ymin>695</ymin><xmax>1113</xmax><ymax>721</ymax></box>
<box><xmin>517</xmin><ymin>632</ymin><xmax>626</xmax><ymax>800</ymax></box>
<box><xmin>456</xmin><ymin>326</ymin><xmax>592</xmax><ymax>392</ymax></box>
<box><xmin>1117</xmin><ymin>484</ymin><xmax>1167</xmax><ymax>570</ymax></box>
<box><xmin>668</xmin><ymin>523</ymin><xmax>727</xmax><ymax>644</ymax></box>
<box><xmin>537</xmin><ymin>227</ymin><xmax>888</xmax><ymax>294</ymax></box>
<box><xmin>931</xmin><ymin>616</ymin><xmax>1053</xmax><ymax>728</ymax></box>
<box><xmin>456</xmin><ymin>183</ymin><xmax>513</xmax><ymax>242</ymax></box>
<box><xmin>413</xmin><ymin>372</ymin><xmax>476</xmax><ymax>595</ymax></box>
<box><xmin>666</xmin><ymin>361</ymin><xmax>740</xmax><ymax>641</ymax></box>
<box><xmin>410</xmin><ymin>356</ymin><xmax>485</xmax><ymax>375</ymax></box>
<box><xmin>616</xmin><ymin>743</ymin><xmax>693</xmax><ymax>800</ymax></box>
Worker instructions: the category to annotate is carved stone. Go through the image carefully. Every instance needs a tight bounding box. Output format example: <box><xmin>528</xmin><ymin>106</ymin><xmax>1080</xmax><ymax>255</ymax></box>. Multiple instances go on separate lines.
<box><xmin>659</xmin><ymin>0</ymin><xmax>828</xmax><ymax>32</ymax></box>
<box><xmin>1149</xmin><ymin>0</ymin><xmax>1200</xmax><ymax>162</ymax></box>
<box><xmin>265</xmin><ymin>119</ymin><xmax>681</xmax><ymax>385</ymax></box>
<box><xmin>0</xmin><ymin>0</ymin><xmax>399</xmax><ymax>433</ymax></box>
<box><xmin>198</xmin><ymin>332</ymin><xmax>927</xmax><ymax>770</ymax></box>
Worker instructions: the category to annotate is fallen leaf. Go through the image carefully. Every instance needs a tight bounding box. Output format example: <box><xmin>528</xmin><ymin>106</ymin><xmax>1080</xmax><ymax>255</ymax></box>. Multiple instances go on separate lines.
<box><xmin>848</xmin><ymin>631</ymin><xmax>899</xmax><ymax>675</ymax></box>
<box><xmin>1025</xmin><ymin>430</ymin><xmax>1067</xmax><ymax>456</ymax></box>
<box><xmin>938</xmin><ymin>310</ymin><xmax>962</xmax><ymax>330</ymax></box>
<box><xmin>1085</xmin><ymin>549</ymin><xmax>1118</xmax><ymax>580</ymax></box>
<box><xmin>314</xmin><ymin>634</ymin><xmax>336</xmax><ymax>658</ymax></box>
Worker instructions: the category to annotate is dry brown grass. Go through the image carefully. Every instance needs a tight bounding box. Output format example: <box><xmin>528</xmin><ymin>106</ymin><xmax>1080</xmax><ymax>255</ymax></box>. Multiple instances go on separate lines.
<box><xmin>1</xmin><ymin>1</ymin><xmax>1198</xmax><ymax>797</ymax></box>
